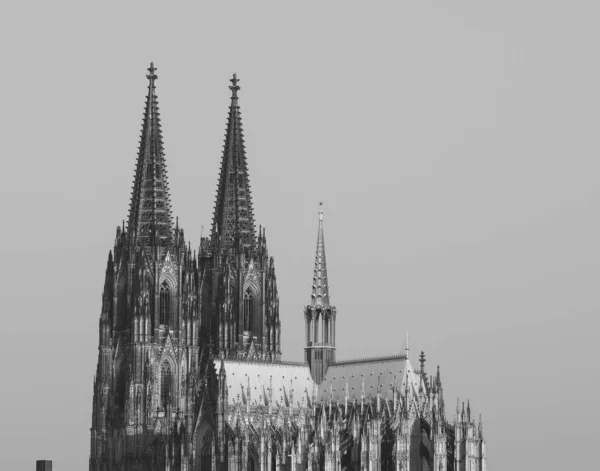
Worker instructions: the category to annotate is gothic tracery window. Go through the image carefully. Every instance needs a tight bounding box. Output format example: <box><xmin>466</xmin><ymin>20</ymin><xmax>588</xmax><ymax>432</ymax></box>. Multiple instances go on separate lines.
<box><xmin>161</xmin><ymin>363</ymin><xmax>172</xmax><ymax>409</ymax></box>
<box><xmin>160</xmin><ymin>282</ymin><xmax>169</xmax><ymax>325</ymax></box>
<box><xmin>243</xmin><ymin>289</ymin><xmax>254</xmax><ymax>332</ymax></box>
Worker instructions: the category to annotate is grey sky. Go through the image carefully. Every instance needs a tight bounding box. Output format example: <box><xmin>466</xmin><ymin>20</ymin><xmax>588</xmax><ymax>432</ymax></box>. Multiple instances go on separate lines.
<box><xmin>1</xmin><ymin>1</ymin><xmax>598</xmax><ymax>470</ymax></box>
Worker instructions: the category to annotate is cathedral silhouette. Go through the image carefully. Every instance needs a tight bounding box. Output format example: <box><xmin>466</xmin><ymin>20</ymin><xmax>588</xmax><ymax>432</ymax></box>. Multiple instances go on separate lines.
<box><xmin>89</xmin><ymin>63</ymin><xmax>486</xmax><ymax>471</ymax></box>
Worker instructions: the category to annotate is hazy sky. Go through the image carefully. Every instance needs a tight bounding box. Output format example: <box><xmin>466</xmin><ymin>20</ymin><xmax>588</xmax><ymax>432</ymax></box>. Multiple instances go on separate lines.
<box><xmin>1</xmin><ymin>1</ymin><xmax>599</xmax><ymax>470</ymax></box>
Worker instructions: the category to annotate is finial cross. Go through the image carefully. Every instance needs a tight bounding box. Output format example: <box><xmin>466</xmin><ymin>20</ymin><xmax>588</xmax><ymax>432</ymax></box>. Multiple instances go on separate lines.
<box><xmin>230</xmin><ymin>73</ymin><xmax>240</xmax><ymax>98</ymax></box>
<box><xmin>147</xmin><ymin>62</ymin><xmax>158</xmax><ymax>85</ymax></box>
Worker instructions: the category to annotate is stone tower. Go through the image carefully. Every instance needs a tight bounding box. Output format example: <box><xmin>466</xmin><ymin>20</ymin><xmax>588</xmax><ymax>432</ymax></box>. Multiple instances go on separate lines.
<box><xmin>198</xmin><ymin>74</ymin><xmax>281</xmax><ymax>363</ymax></box>
<box><xmin>89</xmin><ymin>64</ymin><xmax>202</xmax><ymax>471</ymax></box>
<box><xmin>304</xmin><ymin>204</ymin><xmax>336</xmax><ymax>383</ymax></box>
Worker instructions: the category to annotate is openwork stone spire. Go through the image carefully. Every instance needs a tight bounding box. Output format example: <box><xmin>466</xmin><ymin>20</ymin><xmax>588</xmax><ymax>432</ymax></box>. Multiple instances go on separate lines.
<box><xmin>311</xmin><ymin>203</ymin><xmax>330</xmax><ymax>306</ymax></box>
<box><xmin>127</xmin><ymin>62</ymin><xmax>174</xmax><ymax>247</ymax></box>
<box><xmin>211</xmin><ymin>74</ymin><xmax>256</xmax><ymax>255</ymax></box>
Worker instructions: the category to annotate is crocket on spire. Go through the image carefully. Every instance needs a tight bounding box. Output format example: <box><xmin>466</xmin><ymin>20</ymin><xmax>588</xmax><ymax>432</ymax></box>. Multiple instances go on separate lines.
<box><xmin>211</xmin><ymin>73</ymin><xmax>256</xmax><ymax>256</ymax></box>
<box><xmin>127</xmin><ymin>62</ymin><xmax>174</xmax><ymax>247</ymax></box>
<box><xmin>311</xmin><ymin>203</ymin><xmax>330</xmax><ymax>306</ymax></box>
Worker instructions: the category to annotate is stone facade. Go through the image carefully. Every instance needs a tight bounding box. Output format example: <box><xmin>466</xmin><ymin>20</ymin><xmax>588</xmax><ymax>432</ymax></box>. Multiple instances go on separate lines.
<box><xmin>89</xmin><ymin>64</ymin><xmax>486</xmax><ymax>471</ymax></box>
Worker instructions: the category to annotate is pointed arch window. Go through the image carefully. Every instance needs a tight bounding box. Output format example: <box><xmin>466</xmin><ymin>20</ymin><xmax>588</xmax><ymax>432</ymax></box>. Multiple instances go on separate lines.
<box><xmin>160</xmin><ymin>282</ymin><xmax>170</xmax><ymax>325</ymax></box>
<box><xmin>161</xmin><ymin>363</ymin><xmax>172</xmax><ymax>409</ymax></box>
<box><xmin>243</xmin><ymin>289</ymin><xmax>254</xmax><ymax>332</ymax></box>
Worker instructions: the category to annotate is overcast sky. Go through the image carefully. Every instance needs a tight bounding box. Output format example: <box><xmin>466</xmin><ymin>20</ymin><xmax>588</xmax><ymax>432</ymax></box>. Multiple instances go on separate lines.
<box><xmin>1</xmin><ymin>1</ymin><xmax>599</xmax><ymax>470</ymax></box>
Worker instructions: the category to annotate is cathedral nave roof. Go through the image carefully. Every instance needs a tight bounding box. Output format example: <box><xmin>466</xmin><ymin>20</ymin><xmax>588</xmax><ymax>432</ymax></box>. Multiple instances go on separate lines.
<box><xmin>316</xmin><ymin>355</ymin><xmax>421</xmax><ymax>403</ymax></box>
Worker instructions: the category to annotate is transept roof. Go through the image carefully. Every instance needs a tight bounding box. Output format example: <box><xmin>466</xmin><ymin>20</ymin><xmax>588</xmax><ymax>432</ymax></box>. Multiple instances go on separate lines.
<box><xmin>316</xmin><ymin>355</ymin><xmax>421</xmax><ymax>403</ymax></box>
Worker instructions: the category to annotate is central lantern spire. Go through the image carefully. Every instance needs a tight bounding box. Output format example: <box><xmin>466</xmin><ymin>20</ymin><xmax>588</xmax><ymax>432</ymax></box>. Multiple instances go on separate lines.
<box><xmin>305</xmin><ymin>203</ymin><xmax>336</xmax><ymax>383</ymax></box>
<box><xmin>211</xmin><ymin>73</ymin><xmax>256</xmax><ymax>257</ymax></box>
<box><xmin>312</xmin><ymin>202</ymin><xmax>330</xmax><ymax>306</ymax></box>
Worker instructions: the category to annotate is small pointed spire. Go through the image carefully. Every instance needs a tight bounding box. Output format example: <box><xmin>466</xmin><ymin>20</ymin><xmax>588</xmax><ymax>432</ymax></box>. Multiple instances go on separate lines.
<box><xmin>310</xmin><ymin>203</ymin><xmax>330</xmax><ymax>306</ymax></box>
<box><xmin>419</xmin><ymin>351</ymin><xmax>426</xmax><ymax>374</ymax></box>
<box><xmin>404</xmin><ymin>332</ymin><xmax>409</xmax><ymax>358</ymax></box>
<box><xmin>467</xmin><ymin>399</ymin><xmax>471</xmax><ymax>422</ymax></box>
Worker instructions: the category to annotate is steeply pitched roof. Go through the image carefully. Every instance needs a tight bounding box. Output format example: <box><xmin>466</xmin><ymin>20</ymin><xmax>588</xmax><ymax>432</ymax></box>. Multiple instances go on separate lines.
<box><xmin>211</xmin><ymin>74</ymin><xmax>256</xmax><ymax>255</ymax></box>
<box><xmin>316</xmin><ymin>355</ymin><xmax>421</xmax><ymax>403</ymax></box>
<box><xmin>216</xmin><ymin>359</ymin><xmax>315</xmax><ymax>407</ymax></box>
<box><xmin>127</xmin><ymin>63</ymin><xmax>174</xmax><ymax>247</ymax></box>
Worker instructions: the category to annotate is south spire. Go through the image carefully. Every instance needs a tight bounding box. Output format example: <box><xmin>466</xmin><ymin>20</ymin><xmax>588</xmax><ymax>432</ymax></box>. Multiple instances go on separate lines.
<box><xmin>127</xmin><ymin>62</ymin><xmax>174</xmax><ymax>247</ymax></box>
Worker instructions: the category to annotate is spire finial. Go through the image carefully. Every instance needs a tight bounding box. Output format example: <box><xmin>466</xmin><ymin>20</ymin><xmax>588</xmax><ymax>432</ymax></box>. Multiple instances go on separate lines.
<box><xmin>404</xmin><ymin>332</ymin><xmax>409</xmax><ymax>357</ymax></box>
<box><xmin>319</xmin><ymin>202</ymin><xmax>323</xmax><ymax>221</ymax></box>
<box><xmin>147</xmin><ymin>62</ymin><xmax>158</xmax><ymax>85</ymax></box>
<box><xmin>229</xmin><ymin>73</ymin><xmax>240</xmax><ymax>99</ymax></box>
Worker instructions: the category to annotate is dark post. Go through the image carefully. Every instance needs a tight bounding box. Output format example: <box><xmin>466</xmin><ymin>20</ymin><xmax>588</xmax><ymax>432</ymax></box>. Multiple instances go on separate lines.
<box><xmin>36</xmin><ymin>460</ymin><xmax>52</xmax><ymax>471</ymax></box>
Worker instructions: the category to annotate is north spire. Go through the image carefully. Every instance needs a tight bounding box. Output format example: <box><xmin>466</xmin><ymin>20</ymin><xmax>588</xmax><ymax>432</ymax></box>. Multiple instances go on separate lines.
<box><xmin>211</xmin><ymin>73</ymin><xmax>256</xmax><ymax>256</ymax></box>
<box><xmin>127</xmin><ymin>62</ymin><xmax>174</xmax><ymax>247</ymax></box>
<box><xmin>311</xmin><ymin>203</ymin><xmax>329</xmax><ymax>306</ymax></box>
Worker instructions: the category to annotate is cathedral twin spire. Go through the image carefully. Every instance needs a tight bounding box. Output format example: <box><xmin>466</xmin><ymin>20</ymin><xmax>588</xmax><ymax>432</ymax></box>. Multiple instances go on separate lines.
<box><xmin>211</xmin><ymin>73</ymin><xmax>257</xmax><ymax>257</ymax></box>
<box><xmin>127</xmin><ymin>63</ymin><xmax>174</xmax><ymax>247</ymax></box>
<box><xmin>127</xmin><ymin>65</ymin><xmax>258</xmax><ymax>257</ymax></box>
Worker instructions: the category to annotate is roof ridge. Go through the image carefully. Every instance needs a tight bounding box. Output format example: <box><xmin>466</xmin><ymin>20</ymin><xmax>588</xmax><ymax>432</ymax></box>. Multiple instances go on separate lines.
<box><xmin>218</xmin><ymin>358</ymin><xmax>310</xmax><ymax>367</ymax></box>
<box><xmin>331</xmin><ymin>354</ymin><xmax>408</xmax><ymax>366</ymax></box>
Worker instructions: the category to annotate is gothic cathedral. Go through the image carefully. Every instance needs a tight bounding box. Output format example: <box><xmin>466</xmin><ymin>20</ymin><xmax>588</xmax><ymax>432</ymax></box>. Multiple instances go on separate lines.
<box><xmin>89</xmin><ymin>64</ymin><xmax>487</xmax><ymax>471</ymax></box>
